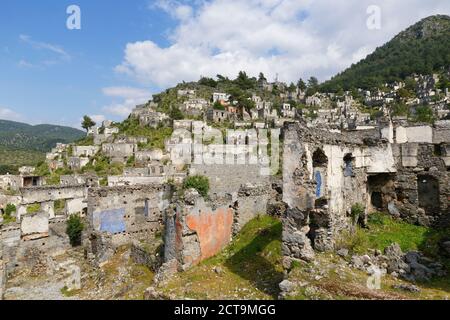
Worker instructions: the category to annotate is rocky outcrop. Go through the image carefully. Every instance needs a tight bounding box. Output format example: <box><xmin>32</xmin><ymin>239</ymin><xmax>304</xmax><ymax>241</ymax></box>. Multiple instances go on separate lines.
<box><xmin>351</xmin><ymin>243</ymin><xmax>446</xmax><ymax>282</ymax></box>
<box><xmin>282</xmin><ymin>208</ymin><xmax>315</xmax><ymax>264</ymax></box>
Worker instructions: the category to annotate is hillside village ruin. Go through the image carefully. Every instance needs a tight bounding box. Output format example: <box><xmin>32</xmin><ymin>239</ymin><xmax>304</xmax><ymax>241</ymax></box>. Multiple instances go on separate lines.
<box><xmin>1</xmin><ymin>70</ymin><xmax>450</xmax><ymax>300</ymax></box>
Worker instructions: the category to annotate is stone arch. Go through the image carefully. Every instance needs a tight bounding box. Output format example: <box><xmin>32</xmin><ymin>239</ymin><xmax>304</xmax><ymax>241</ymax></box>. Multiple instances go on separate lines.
<box><xmin>312</xmin><ymin>148</ymin><xmax>328</xmax><ymax>167</ymax></box>
<box><xmin>343</xmin><ymin>153</ymin><xmax>355</xmax><ymax>177</ymax></box>
<box><xmin>312</xmin><ymin>148</ymin><xmax>328</xmax><ymax>198</ymax></box>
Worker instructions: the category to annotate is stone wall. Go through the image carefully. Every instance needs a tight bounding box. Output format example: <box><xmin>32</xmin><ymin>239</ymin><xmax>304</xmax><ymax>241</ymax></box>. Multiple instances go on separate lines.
<box><xmin>0</xmin><ymin>217</ymin><xmax>70</xmax><ymax>275</ymax></box>
<box><xmin>189</xmin><ymin>164</ymin><xmax>269</xmax><ymax>196</ymax></box>
<box><xmin>281</xmin><ymin>122</ymin><xmax>450</xmax><ymax>269</ymax></box>
<box><xmin>18</xmin><ymin>185</ymin><xmax>87</xmax><ymax>219</ymax></box>
<box><xmin>130</xmin><ymin>240</ymin><xmax>163</xmax><ymax>272</ymax></box>
<box><xmin>390</xmin><ymin>143</ymin><xmax>450</xmax><ymax>226</ymax></box>
<box><xmin>162</xmin><ymin>182</ymin><xmax>272</xmax><ymax>271</ymax></box>
<box><xmin>281</xmin><ymin>123</ymin><xmax>395</xmax><ymax>263</ymax></box>
<box><xmin>86</xmin><ymin>185</ymin><xmax>172</xmax><ymax>263</ymax></box>
<box><xmin>163</xmin><ymin>195</ymin><xmax>234</xmax><ymax>271</ymax></box>
<box><xmin>20</xmin><ymin>185</ymin><xmax>87</xmax><ymax>205</ymax></box>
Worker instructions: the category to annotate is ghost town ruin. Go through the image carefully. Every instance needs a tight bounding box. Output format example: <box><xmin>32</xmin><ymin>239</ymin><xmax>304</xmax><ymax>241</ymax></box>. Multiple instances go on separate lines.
<box><xmin>0</xmin><ymin>71</ymin><xmax>450</xmax><ymax>300</ymax></box>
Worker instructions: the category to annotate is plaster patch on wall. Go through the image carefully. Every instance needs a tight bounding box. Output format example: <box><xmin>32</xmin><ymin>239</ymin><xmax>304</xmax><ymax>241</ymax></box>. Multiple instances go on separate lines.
<box><xmin>95</xmin><ymin>208</ymin><xmax>126</xmax><ymax>234</ymax></box>
<box><xmin>185</xmin><ymin>207</ymin><xmax>233</xmax><ymax>262</ymax></box>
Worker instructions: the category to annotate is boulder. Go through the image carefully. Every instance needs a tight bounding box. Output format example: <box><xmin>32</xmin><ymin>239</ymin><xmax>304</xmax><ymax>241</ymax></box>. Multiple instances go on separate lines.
<box><xmin>388</xmin><ymin>202</ymin><xmax>400</xmax><ymax>218</ymax></box>
<box><xmin>184</xmin><ymin>188</ymin><xmax>201</xmax><ymax>205</ymax></box>
<box><xmin>279</xmin><ymin>280</ymin><xmax>296</xmax><ymax>293</ymax></box>
<box><xmin>351</xmin><ymin>255</ymin><xmax>365</xmax><ymax>270</ymax></box>
<box><xmin>337</xmin><ymin>248</ymin><xmax>349</xmax><ymax>258</ymax></box>
<box><xmin>393</xmin><ymin>283</ymin><xmax>420</xmax><ymax>293</ymax></box>
<box><xmin>384</xmin><ymin>243</ymin><xmax>410</xmax><ymax>274</ymax></box>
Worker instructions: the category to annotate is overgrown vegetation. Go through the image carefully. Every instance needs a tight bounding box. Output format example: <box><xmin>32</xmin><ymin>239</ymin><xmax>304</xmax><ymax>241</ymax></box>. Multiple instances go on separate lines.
<box><xmin>26</xmin><ymin>203</ymin><xmax>41</xmax><ymax>214</ymax></box>
<box><xmin>82</xmin><ymin>155</ymin><xmax>124</xmax><ymax>177</ymax></box>
<box><xmin>2</xmin><ymin>203</ymin><xmax>17</xmax><ymax>224</ymax></box>
<box><xmin>66</xmin><ymin>214</ymin><xmax>84</xmax><ymax>247</ymax></box>
<box><xmin>116</xmin><ymin>117</ymin><xmax>173</xmax><ymax>150</ymax></box>
<box><xmin>338</xmin><ymin>212</ymin><xmax>430</xmax><ymax>254</ymax></box>
<box><xmin>351</xmin><ymin>203</ymin><xmax>365</xmax><ymax>224</ymax></box>
<box><xmin>54</xmin><ymin>199</ymin><xmax>65</xmax><ymax>213</ymax></box>
<box><xmin>183</xmin><ymin>175</ymin><xmax>210</xmax><ymax>197</ymax></box>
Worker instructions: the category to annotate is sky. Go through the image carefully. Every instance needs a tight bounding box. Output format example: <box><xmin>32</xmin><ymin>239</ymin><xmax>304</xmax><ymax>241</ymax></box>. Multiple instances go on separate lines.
<box><xmin>1</xmin><ymin>0</ymin><xmax>449</xmax><ymax>128</ymax></box>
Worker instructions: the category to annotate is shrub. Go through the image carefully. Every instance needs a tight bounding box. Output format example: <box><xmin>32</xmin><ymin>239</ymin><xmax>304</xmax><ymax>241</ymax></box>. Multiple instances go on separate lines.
<box><xmin>66</xmin><ymin>214</ymin><xmax>84</xmax><ymax>247</ymax></box>
<box><xmin>126</xmin><ymin>155</ymin><xmax>136</xmax><ymax>167</ymax></box>
<box><xmin>183</xmin><ymin>175</ymin><xmax>210</xmax><ymax>198</ymax></box>
<box><xmin>351</xmin><ymin>203</ymin><xmax>365</xmax><ymax>224</ymax></box>
<box><xmin>4</xmin><ymin>203</ymin><xmax>16</xmax><ymax>218</ymax></box>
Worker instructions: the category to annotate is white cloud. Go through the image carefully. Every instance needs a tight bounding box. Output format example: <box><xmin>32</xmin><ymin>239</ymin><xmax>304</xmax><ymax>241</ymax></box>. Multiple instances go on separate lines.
<box><xmin>102</xmin><ymin>86</ymin><xmax>152</xmax><ymax>117</ymax></box>
<box><xmin>90</xmin><ymin>114</ymin><xmax>106</xmax><ymax>124</ymax></box>
<box><xmin>0</xmin><ymin>107</ymin><xmax>22</xmax><ymax>121</ymax></box>
<box><xmin>117</xmin><ymin>0</ymin><xmax>450</xmax><ymax>88</ymax></box>
<box><xmin>153</xmin><ymin>0</ymin><xmax>194</xmax><ymax>21</ymax></box>
<box><xmin>19</xmin><ymin>34</ymin><xmax>71</xmax><ymax>64</ymax></box>
<box><xmin>18</xmin><ymin>59</ymin><xmax>35</xmax><ymax>69</ymax></box>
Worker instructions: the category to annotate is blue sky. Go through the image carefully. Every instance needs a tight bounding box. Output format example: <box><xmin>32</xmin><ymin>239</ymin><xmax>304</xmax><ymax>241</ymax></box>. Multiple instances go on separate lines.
<box><xmin>1</xmin><ymin>0</ymin><xmax>449</xmax><ymax>128</ymax></box>
<box><xmin>0</xmin><ymin>0</ymin><xmax>174</xmax><ymax>127</ymax></box>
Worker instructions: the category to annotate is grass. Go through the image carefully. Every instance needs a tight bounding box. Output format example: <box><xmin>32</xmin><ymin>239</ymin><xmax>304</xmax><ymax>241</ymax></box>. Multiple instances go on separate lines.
<box><xmin>60</xmin><ymin>286</ymin><xmax>81</xmax><ymax>297</ymax></box>
<box><xmin>2</xmin><ymin>215</ymin><xmax>17</xmax><ymax>224</ymax></box>
<box><xmin>338</xmin><ymin>212</ymin><xmax>429</xmax><ymax>254</ymax></box>
<box><xmin>333</xmin><ymin>212</ymin><xmax>450</xmax><ymax>299</ymax></box>
<box><xmin>26</xmin><ymin>203</ymin><xmax>41</xmax><ymax>214</ymax></box>
<box><xmin>54</xmin><ymin>199</ymin><xmax>65</xmax><ymax>213</ymax></box>
<box><xmin>161</xmin><ymin>215</ymin><xmax>283</xmax><ymax>299</ymax></box>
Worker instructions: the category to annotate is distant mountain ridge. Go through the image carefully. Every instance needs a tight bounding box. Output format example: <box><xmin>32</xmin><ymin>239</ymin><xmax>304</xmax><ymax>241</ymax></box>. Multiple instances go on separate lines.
<box><xmin>0</xmin><ymin>119</ymin><xmax>85</xmax><ymax>153</ymax></box>
<box><xmin>321</xmin><ymin>15</ymin><xmax>450</xmax><ymax>91</ymax></box>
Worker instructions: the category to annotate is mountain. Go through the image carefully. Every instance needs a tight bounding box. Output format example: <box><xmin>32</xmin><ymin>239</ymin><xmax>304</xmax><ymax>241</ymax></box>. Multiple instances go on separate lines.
<box><xmin>321</xmin><ymin>15</ymin><xmax>450</xmax><ymax>91</ymax></box>
<box><xmin>0</xmin><ymin>119</ymin><xmax>85</xmax><ymax>174</ymax></box>
<box><xmin>0</xmin><ymin>119</ymin><xmax>85</xmax><ymax>152</ymax></box>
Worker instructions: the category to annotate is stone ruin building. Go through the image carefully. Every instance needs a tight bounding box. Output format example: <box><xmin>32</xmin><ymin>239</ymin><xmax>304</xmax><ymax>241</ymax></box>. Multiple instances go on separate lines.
<box><xmin>281</xmin><ymin>121</ymin><xmax>449</xmax><ymax>265</ymax></box>
<box><xmin>1</xmin><ymin>118</ymin><xmax>449</xmax><ymax>299</ymax></box>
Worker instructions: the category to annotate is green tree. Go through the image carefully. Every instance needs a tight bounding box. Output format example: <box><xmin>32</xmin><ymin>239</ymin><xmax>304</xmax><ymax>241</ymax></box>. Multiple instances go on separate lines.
<box><xmin>234</xmin><ymin>71</ymin><xmax>256</xmax><ymax>90</ymax></box>
<box><xmin>288</xmin><ymin>82</ymin><xmax>297</xmax><ymax>92</ymax></box>
<box><xmin>414</xmin><ymin>105</ymin><xmax>435</xmax><ymax>124</ymax></box>
<box><xmin>307</xmin><ymin>76</ymin><xmax>319</xmax><ymax>88</ymax></box>
<box><xmin>183</xmin><ymin>175</ymin><xmax>210</xmax><ymax>198</ymax></box>
<box><xmin>258</xmin><ymin>72</ymin><xmax>267</xmax><ymax>83</ymax></box>
<box><xmin>297</xmin><ymin>78</ymin><xmax>307</xmax><ymax>90</ymax></box>
<box><xmin>392</xmin><ymin>103</ymin><xmax>409</xmax><ymax>116</ymax></box>
<box><xmin>404</xmin><ymin>77</ymin><xmax>417</xmax><ymax>91</ymax></box>
<box><xmin>437</xmin><ymin>74</ymin><xmax>450</xmax><ymax>90</ymax></box>
<box><xmin>81</xmin><ymin>115</ymin><xmax>96</xmax><ymax>132</ymax></box>
<box><xmin>306</xmin><ymin>76</ymin><xmax>319</xmax><ymax>96</ymax></box>
<box><xmin>397</xmin><ymin>88</ymin><xmax>411</xmax><ymax>99</ymax></box>
<box><xmin>213</xmin><ymin>101</ymin><xmax>225</xmax><ymax>110</ymax></box>
<box><xmin>66</xmin><ymin>214</ymin><xmax>84</xmax><ymax>247</ymax></box>
<box><xmin>169</xmin><ymin>106</ymin><xmax>184</xmax><ymax>120</ymax></box>
<box><xmin>198</xmin><ymin>77</ymin><xmax>217</xmax><ymax>87</ymax></box>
